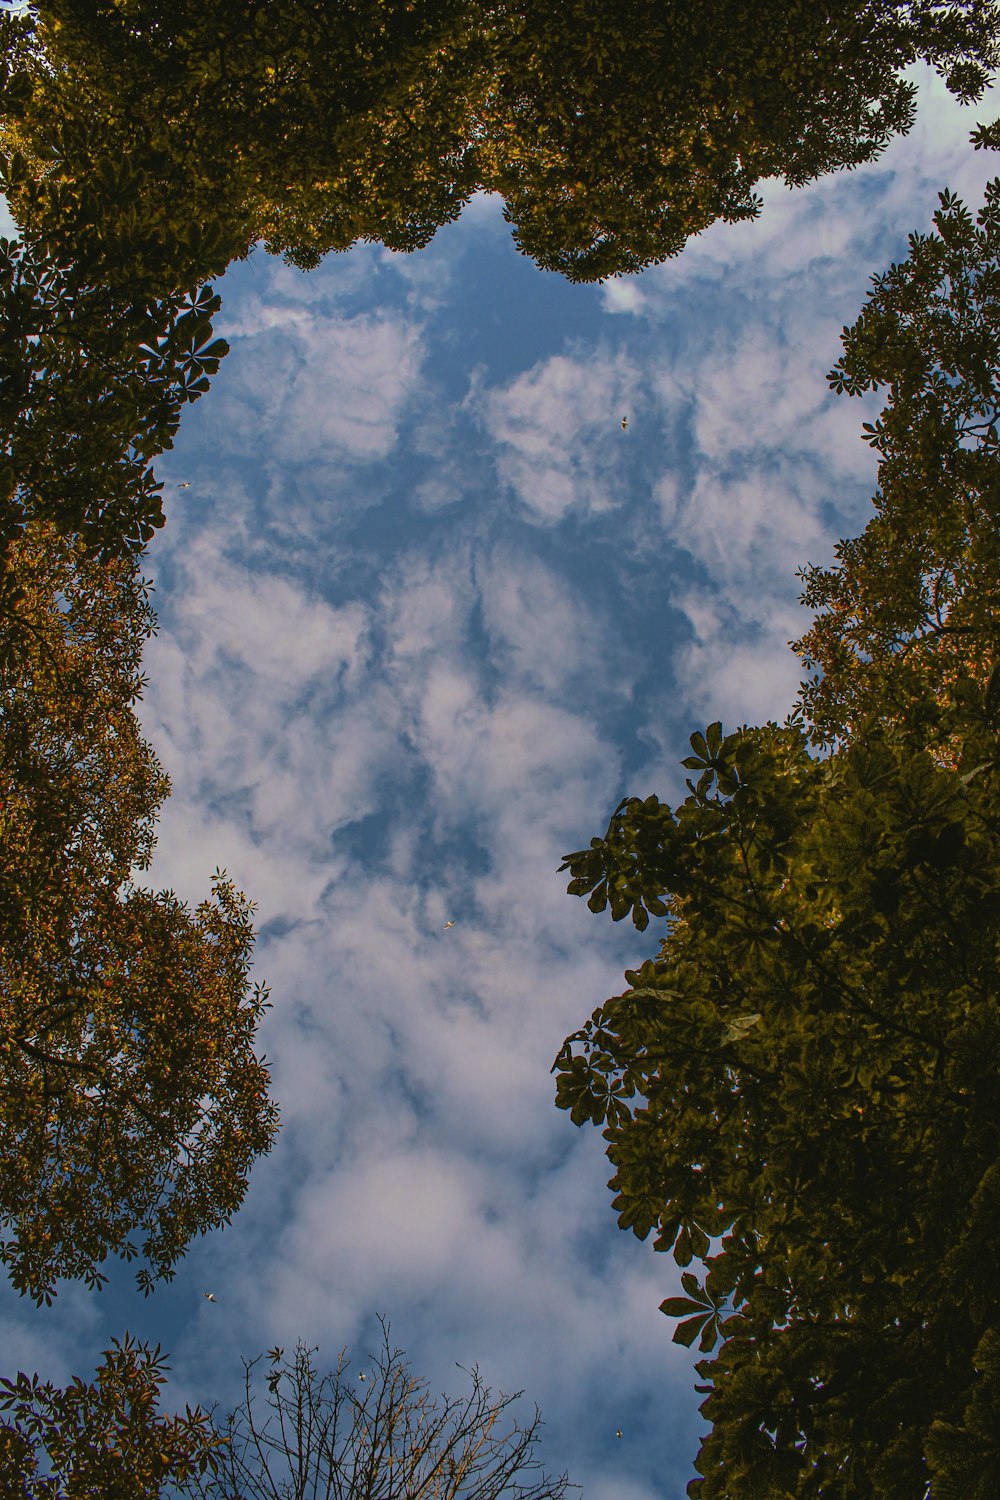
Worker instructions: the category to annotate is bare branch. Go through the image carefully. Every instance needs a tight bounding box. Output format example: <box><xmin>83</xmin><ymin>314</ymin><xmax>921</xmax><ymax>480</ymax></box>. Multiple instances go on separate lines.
<box><xmin>191</xmin><ymin>1323</ymin><xmax>576</xmax><ymax>1500</ymax></box>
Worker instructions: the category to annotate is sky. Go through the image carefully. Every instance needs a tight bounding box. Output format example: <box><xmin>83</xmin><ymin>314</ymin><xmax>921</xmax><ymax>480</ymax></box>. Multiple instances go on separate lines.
<box><xmin>4</xmin><ymin>65</ymin><xmax>1000</xmax><ymax>1500</ymax></box>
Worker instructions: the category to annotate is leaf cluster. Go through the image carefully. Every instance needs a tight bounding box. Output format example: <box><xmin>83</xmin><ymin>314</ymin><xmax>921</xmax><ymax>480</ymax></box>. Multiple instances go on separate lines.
<box><xmin>0</xmin><ymin>1333</ymin><xmax>224</xmax><ymax>1497</ymax></box>
<box><xmin>0</xmin><ymin>3</ymin><xmax>244</xmax><ymax>294</ymax></box>
<box><xmin>798</xmin><ymin>180</ymin><xmax>1000</xmax><ymax>761</ymax></box>
<box><xmin>0</xmin><ymin>198</ymin><xmax>227</xmax><ymax>569</ymax></box>
<box><xmin>4</xmin><ymin>0</ymin><xmax>496</xmax><ymax>287</ymax></box>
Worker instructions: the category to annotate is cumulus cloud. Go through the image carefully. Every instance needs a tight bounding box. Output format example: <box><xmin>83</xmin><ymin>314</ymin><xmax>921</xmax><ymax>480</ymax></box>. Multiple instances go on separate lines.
<box><xmin>206</xmin><ymin>254</ymin><xmax>427</xmax><ymax>476</ymax></box>
<box><xmin>479</xmin><ymin>351</ymin><xmax>640</xmax><ymax>522</ymax></box>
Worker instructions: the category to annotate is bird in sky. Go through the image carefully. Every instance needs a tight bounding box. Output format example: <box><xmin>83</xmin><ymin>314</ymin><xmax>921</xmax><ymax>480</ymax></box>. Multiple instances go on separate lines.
<box><xmin>616</xmin><ymin>1430</ymin><xmax>622</xmax><ymax>1439</ymax></box>
<box><xmin>203</xmin><ymin>1292</ymin><xmax>216</xmax><ymax>1303</ymax></box>
<box><xmin>178</xmin><ymin>481</ymin><xmax>192</xmax><ymax>488</ymax></box>
<box><xmin>621</xmin><ymin>416</ymin><xmax>628</xmax><ymax>430</ymax></box>
<box><xmin>443</xmin><ymin>920</ymin><xmax>456</xmax><ymax>929</ymax></box>
<box><xmin>358</xmin><ymin>1371</ymin><xmax>367</xmax><ymax>1382</ymax></box>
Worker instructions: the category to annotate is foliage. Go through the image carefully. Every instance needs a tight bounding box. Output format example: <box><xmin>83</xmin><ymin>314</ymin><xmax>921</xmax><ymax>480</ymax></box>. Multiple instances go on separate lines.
<box><xmin>0</xmin><ymin>524</ymin><xmax>279</xmax><ymax>1304</ymax></box>
<box><xmin>0</xmin><ymin>1333</ymin><xmax>224</xmax><ymax>1498</ymax></box>
<box><xmin>0</xmin><ymin>2</ymin><xmax>244</xmax><ymax>294</ymax></box>
<box><xmin>4</xmin><ymin>1</ymin><xmax>999</xmax><ymax>284</ymax></box>
<box><xmin>0</xmin><ymin>195</ymin><xmax>226</xmax><ymax>573</ymax></box>
<box><xmin>797</xmin><ymin>180</ymin><xmax>1000</xmax><ymax>757</ymax></box>
<box><xmin>476</xmin><ymin>0</ymin><xmax>999</xmax><ymax>281</ymax></box>
<box><xmin>2</xmin><ymin>0</ymin><xmax>496</xmax><ymax>287</ymax></box>
<box><xmin>190</xmin><ymin>1321</ymin><xmax>575</xmax><ymax>1500</ymax></box>
<box><xmin>555</xmin><ymin>719</ymin><xmax>1000</xmax><ymax>1496</ymax></box>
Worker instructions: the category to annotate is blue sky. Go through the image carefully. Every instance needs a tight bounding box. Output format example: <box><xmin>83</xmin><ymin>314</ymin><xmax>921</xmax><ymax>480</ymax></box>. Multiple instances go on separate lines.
<box><xmin>5</xmin><ymin>65</ymin><xmax>1000</xmax><ymax>1500</ymax></box>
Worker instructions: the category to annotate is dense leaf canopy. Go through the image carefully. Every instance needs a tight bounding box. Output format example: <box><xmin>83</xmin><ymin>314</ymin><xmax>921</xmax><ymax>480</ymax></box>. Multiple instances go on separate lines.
<box><xmin>556</xmin><ymin>719</ymin><xmax>1000</xmax><ymax>1497</ymax></box>
<box><xmin>3</xmin><ymin>0</ymin><xmax>999</xmax><ymax>285</ymax></box>
<box><xmin>0</xmin><ymin>525</ymin><xmax>279</xmax><ymax>1304</ymax></box>
<box><xmin>477</xmin><ymin>0</ymin><xmax>999</xmax><ymax>280</ymax></box>
<box><xmin>1</xmin><ymin>0</ymin><xmax>496</xmax><ymax>286</ymax></box>
<box><xmin>554</xmin><ymin>186</ymin><xmax>1000</xmax><ymax>1496</ymax></box>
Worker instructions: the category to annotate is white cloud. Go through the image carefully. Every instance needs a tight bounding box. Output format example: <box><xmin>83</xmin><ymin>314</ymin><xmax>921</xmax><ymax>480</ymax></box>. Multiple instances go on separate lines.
<box><xmin>480</xmin><ymin>352</ymin><xmax>640</xmax><ymax>522</ymax></box>
<box><xmin>476</xmin><ymin>542</ymin><xmax>626</xmax><ymax>699</ymax></box>
<box><xmin>211</xmin><ymin>302</ymin><xmax>425</xmax><ymax>467</ymax></box>
<box><xmin>601</xmin><ymin>278</ymin><xmax>646</xmax><ymax>316</ymax></box>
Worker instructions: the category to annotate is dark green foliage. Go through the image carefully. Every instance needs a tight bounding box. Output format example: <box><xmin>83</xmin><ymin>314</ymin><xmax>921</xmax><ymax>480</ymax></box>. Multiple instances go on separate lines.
<box><xmin>0</xmin><ymin>210</ymin><xmax>227</xmax><ymax>568</ymax></box>
<box><xmin>478</xmin><ymin>0</ymin><xmax>998</xmax><ymax>281</ymax></box>
<box><xmin>0</xmin><ymin>3</ymin><xmax>241</xmax><ymax>293</ymax></box>
<box><xmin>556</xmin><ymin>721</ymin><xmax>1000</xmax><ymax>1496</ymax></box>
<box><xmin>0</xmin><ymin>6</ymin><xmax>229</xmax><ymax>577</ymax></box>
<box><xmin>4</xmin><ymin>0</ymin><xmax>494</xmax><ymax>289</ymax></box>
<box><xmin>5</xmin><ymin>1</ymin><xmax>1000</xmax><ymax>285</ymax></box>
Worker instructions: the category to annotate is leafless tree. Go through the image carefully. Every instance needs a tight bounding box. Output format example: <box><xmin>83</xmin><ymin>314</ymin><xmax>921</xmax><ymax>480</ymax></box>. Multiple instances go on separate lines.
<box><xmin>189</xmin><ymin>1319</ymin><xmax>576</xmax><ymax>1500</ymax></box>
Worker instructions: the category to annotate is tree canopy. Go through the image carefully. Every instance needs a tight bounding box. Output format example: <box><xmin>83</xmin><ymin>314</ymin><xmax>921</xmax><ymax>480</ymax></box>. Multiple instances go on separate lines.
<box><xmin>477</xmin><ymin>0</ymin><xmax>999</xmax><ymax>281</ymax></box>
<box><xmin>3</xmin><ymin>0</ymin><xmax>998</xmax><ymax>286</ymax></box>
<box><xmin>1</xmin><ymin>0</ymin><xmax>495</xmax><ymax>288</ymax></box>
<box><xmin>555</xmin><ymin>720</ymin><xmax>1000</xmax><ymax>1497</ymax></box>
<box><xmin>0</xmin><ymin>523</ymin><xmax>279</xmax><ymax>1304</ymax></box>
<box><xmin>553</xmin><ymin>185</ymin><xmax>1000</xmax><ymax>1497</ymax></box>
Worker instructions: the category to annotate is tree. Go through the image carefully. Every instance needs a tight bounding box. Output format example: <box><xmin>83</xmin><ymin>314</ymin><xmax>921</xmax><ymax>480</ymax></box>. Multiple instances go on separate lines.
<box><xmin>555</xmin><ymin>721</ymin><xmax>1000</xmax><ymax>1498</ymax></box>
<box><xmin>551</xmin><ymin>185</ymin><xmax>1000</xmax><ymax>1496</ymax></box>
<box><xmin>0</xmin><ymin>523</ymin><xmax>279</xmax><ymax>1304</ymax></box>
<box><xmin>796</xmin><ymin>179</ymin><xmax>1000</xmax><ymax>759</ymax></box>
<box><xmin>4</xmin><ymin>1</ymin><xmax>998</xmax><ymax>286</ymax></box>
<box><xmin>0</xmin><ymin>3</ymin><xmax>246</xmax><ymax>295</ymax></box>
<box><xmin>191</xmin><ymin>1322</ymin><xmax>575</xmax><ymax>1500</ymax></box>
<box><xmin>0</xmin><ymin>1334</ymin><xmax>224</xmax><ymax>1498</ymax></box>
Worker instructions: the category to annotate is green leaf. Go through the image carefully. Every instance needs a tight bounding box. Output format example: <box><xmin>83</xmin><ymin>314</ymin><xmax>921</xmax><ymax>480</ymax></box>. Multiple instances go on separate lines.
<box><xmin>697</xmin><ymin>1317</ymin><xmax>719</xmax><ymax>1353</ymax></box>
<box><xmin>688</xmin><ymin>1223</ymin><xmax>711</xmax><ymax>1259</ymax></box>
<box><xmin>659</xmin><ymin>1296</ymin><xmax>705</xmax><ymax>1317</ymax></box>
<box><xmin>672</xmin><ymin>1314</ymin><xmax>709</xmax><ymax>1348</ymax></box>
<box><xmin>587</xmin><ymin>885</ymin><xmax>608</xmax><ymax>914</ymax></box>
<box><xmin>722</xmin><ymin>1013</ymin><xmax>762</xmax><ymax>1043</ymax></box>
